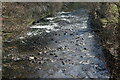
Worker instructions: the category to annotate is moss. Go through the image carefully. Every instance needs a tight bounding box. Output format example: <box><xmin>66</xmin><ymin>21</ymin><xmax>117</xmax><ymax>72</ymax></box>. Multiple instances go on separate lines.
<box><xmin>25</xmin><ymin>18</ymin><xmax>35</xmax><ymax>26</ymax></box>
<box><xmin>3</xmin><ymin>33</ymin><xmax>14</xmax><ymax>41</ymax></box>
<box><xmin>108</xmin><ymin>4</ymin><xmax>118</xmax><ymax>13</ymax></box>
<box><xmin>109</xmin><ymin>17</ymin><xmax>118</xmax><ymax>23</ymax></box>
<box><xmin>100</xmin><ymin>18</ymin><xmax>108</xmax><ymax>25</ymax></box>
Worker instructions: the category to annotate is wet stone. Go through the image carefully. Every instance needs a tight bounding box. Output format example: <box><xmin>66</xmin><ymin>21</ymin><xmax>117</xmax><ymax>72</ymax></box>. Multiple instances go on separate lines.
<box><xmin>80</xmin><ymin>56</ymin><xmax>83</xmax><ymax>58</ymax></box>
<box><xmin>65</xmin><ymin>45</ymin><xmax>67</xmax><ymax>47</ymax></box>
<box><xmin>76</xmin><ymin>40</ymin><xmax>79</xmax><ymax>42</ymax></box>
<box><xmin>82</xmin><ymin>38</ymin><xmax>84</xmax><ymax>40</ymax></box>
<box><xmin>31</xmin><ymin>60</ymin><xmax>35</xmax><ymax>63</ymax></box>
<box><xmin>75</xmin><ymin>43</ymin><xmax>79</xmax><ymax>46</ymax></box>
<box><xmin>13</xmin><ymin>57</ymin><xmax>21</xmax><ymax>61</ymax></box>
<box><xmin>49</xmin><ymin>53</ymin><xmax>54</xmax><ymax>55</ymax></box>
<box><xmin>55</xmin><ymin>33</ymin><xmax>57</xmax><ymax>36</ymax></box>
<box><xmin>70</xmin><ymin>33</ymin><xmax>74</xmax><ymax>36</ymax></box>
<box><xmin>61</xmin><ymin>61</ymin><xmax>66</xmax><ymax>65</ymax></box>
<box><xmin>51</xmin><ymin>38</ymin><xmax>54</xmax><ymax>41</ymax></box>
<box><xmin>54</xmin><ymin>55</ymin><xmax>58</xmax><ymax>57</ymax></box>
<box><xmin>64</xmin><ymin>33</ymin><xmax>67</xmax><ymax>35</ymax></box>
<box><xmin>55</xmin><ymin>41</ymin><xmax>58</xmax><ymax>43</ymax></box>
<box><xmin>59</xmin><ymin>58</ymin><xmax>63</xmax><ymax>61</ymax></box>
<box><xmin>58</xmin><ymin>34</ymin><xmax>61</xmax><ymax>36</ymax></box>
<box><xmin>34</xmin><ymin>57</ymin><xmax>38</xmax><ymax>60</ymax></box>
<box><xmin>84</xmin><ymin>48</ymin><xmax>87</xmax><ymax>50</ymax></box>
<box><xmin>38</xmin><ymin>52</ymin><xmax>42</xmax><ymax>55</ymax></box>
<box><xmin>29</xmin><ymin>57</ymin><xmax>35</xmax><ymax>60</ymax></box>
<box><xmin>57</xmin><ymin>47</ymin><xmax>64</xmax><ymax>51</ymax></box>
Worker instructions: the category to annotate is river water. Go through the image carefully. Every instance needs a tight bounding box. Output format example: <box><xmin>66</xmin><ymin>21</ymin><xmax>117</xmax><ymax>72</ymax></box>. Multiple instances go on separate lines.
<box><xmin>3</xmin><ymin>9</ymin><xmax>110</xmax><ymax>78</ymax></box>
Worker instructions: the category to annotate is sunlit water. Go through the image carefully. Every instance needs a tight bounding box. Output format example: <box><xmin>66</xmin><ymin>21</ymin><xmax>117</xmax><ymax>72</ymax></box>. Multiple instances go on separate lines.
<box><xmin>3</xmin><ymin>9</ymin><xmax>110</xmax><ymax>78</ymax></box>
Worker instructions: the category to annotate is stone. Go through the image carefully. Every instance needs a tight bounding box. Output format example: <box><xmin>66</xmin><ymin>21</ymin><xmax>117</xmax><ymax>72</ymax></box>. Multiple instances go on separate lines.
<box><xmin>29</xmin><ymin>57</ymin><xmax>35</xmax><ymax>60</ymax></box>
<box><xmin>38</xmin><ymin>52</ymin><xmax>42</xmax><ymax>55</ymax></box>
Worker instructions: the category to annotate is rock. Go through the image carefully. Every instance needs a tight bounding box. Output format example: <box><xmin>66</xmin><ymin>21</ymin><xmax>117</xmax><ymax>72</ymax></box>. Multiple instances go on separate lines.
<box><xmin>82</xmin><ymin>38</ymin><xmax>84</xmax><ymax>40</ymax></box>
<box><xmin>65</xmin><ymin>45</ymin><xmax>67</xmax><ymax>47</ymax></box>
<box><xmin>50</xmin><ymin>59</ymin><xmax>56</xmax><ymax>62</ymax></box>
<box><xmin>76</xmin><ymin>40</ymin><xmax>79</xmax><ymax>42</ymax></box>
<box><xmin>51</xmin><ymin>38</ymin><xmax>54</xmax><ymax>41</ymax></box>
<box><xmin>57</xmin><ymin>47</ymin><xmax>64</xmax><ymax>51</ymax></box>
<box><xmin>13</xmin><ymin>57</ymin><xmax>21</xmax><ymax>61</ymax></box>
<box><xmin>55</xmin><ymin>41</ymin><xmax>58</xmax><ymax>43</ymax></box>
<box><xmin>34</xmin><ymin>57</ymin><xmax>37</xmax><ymax>59</ymax></box>
<box><xmin>40</xmin><ymin>61</ymin><xmax>44</xmax><ymax>64</ymax></box>
<box><xmin>58</xmin><ymin>34</ymin><xmax>61</xmax><ymax>36</ymax></box>
<box><xmin>54</xmin><ymin>55</ymin><xmax>58</xmax><ymax>57</ymax></box>
<box><xmin>55</xmin><ymin>33</ymin><xmax>57</xmax><ymax>36</ymax></box>
<box><xmin>84</xmin><ymin>48</ymin><xmax>87</xmax><ymax>50</ymax></box>
<box><xmin>29</xmin><ymin>57</ymin><xmax>35</xmax><ymax>60</ymax></box>
<box><xmin>70</xmin><ymin>33</ymin><xmax>73</xmax><ymax>36</ymax></box>
<box><xmin>38</xmin><ymin>52</ymin><xmax>42</xmax><ymax>55</ymax></box>
<box><xmin>61</xmin><ymin>61</ymin><xmax>66</xmax><ymax>65</ymax></box>
<box><xmin>80</xmin><ymin>56</ymin><xmax>83</xmax><ymax>58</ymax></box>
<box><xmin>64</xmin><ymin>33</ymin><xmax>67</xmax><ymax>35</ymax></box>
<box><xmin>44</xmin><ymin>51</ymin><xmax>47</xmax><ymax>53</ymax></box>
<box><xmin>59</xmin><ymin>58</ymin><xmax>63</xmax><ymax>60</ymax></box>
<box><xmin>49</xmin><ymin>53</ymin><xmax>54</xmax><ymax>55</ymax></box>
<box><xmin>75</xmin><ymin>43</ymin><xmax>79</xmax><ymax>46</ymax></box>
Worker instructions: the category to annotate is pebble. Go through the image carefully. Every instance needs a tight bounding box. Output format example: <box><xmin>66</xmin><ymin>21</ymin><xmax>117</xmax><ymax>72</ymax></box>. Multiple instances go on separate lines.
<box><xmin>75</xmin><ymin>43</ymin><xmax>79</xmax><ymax>46</ymax></box>
<box><xmin>14</xmin><ymin>57</ymin><xmax>21</xmax><ymax>61</ymax></box>
<box><xmin>84</xmin><ymin>48</ymin><xmax>87</xmax><ymax>50</ymax></box>
<box><xmin>64</xmin><ymin>33</ymin><xmax>67</xmax><ymax>35</ymax></box>
<box><xmin>54</xmin><ymin>55</ymin><xmax>58</xmax><ymax>57</ymax></box>
<box><xmin>44</xmin><ymin>51</ymin><xmax>47</xmax><ymax>53</ymax></box>
<box><xmin>76</xmin><ymin>40</ymin><xmax>79</xmax><ymax>42</ymax></box>
<box><xmin>50</xmin><ymin>59</ymin><xmax>56</xmax><ymax>62</ymax></box>
<box><xmin>61</xmin><ymin>61</ymin><xmax>66</xmax><ymax>65</ymax></box>
<box><xmin>40</xmin><ymin>61</ymin><xmax>44</xmax><ymax>64</ymax></box>
<box><xmin>55</xmin><ymin>41</ymin><xmax>58</xmax><ymax>43</ymax></box>
<box><xmin>49</xmin><ymin>53</ymin><xmax>54</xmax><ymax>55</ymax></box>
<box><xmin>51</xmin><ymin>38</ymin><xmax>54</xmax><ymax>41</ymax></box>
<box><xmin>70</xmin><ymin>33</ymin><xmax>73</xmax><ymax>36</ymax></box>
<box><xmin>29</xmin><ymin>57</ymin><xmax>35</xmax><ymax>60</ymax></box>
<box><xmin>55</xmin><ymin>33</ymin><xmax>57</xmax><ymax>35</ymax></box>
<box><xmin>57</xmin><ymin>47</ymin><xmax>64</xmax><ymax>51</ymax></box>
<box><xmin>38</xmin><ymin>52</ymin><xmax>42</xmax><ymax>55</ymax></box>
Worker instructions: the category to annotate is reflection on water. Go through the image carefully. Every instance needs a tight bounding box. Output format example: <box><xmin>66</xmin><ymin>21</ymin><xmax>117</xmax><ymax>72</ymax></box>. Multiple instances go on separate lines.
<box><xmin>3</xmin><ymin>9</ymin><xmax>110</xmax><ymax>78</ymax></box>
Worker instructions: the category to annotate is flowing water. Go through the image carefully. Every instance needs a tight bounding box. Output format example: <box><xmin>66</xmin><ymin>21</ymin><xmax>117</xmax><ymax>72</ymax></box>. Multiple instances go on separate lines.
<box><xmin>3</xmin><ymin>9</ymin><xmax>110</xmax><ymax>78</ymax></box>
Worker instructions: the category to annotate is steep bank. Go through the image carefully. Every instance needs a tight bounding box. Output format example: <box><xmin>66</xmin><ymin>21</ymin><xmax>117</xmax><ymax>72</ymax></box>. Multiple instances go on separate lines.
<box><xmin>90</xmin><ymin>2</ymin><xmax>120</xmax><ymax>79</ymax></box>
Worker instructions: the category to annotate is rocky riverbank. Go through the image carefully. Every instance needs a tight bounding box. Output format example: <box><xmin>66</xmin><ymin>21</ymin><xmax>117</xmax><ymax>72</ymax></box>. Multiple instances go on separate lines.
<box><xmin>90</xmin><ymin>2</ymin><xmax>120</xmax><ymax>79</ymax></box>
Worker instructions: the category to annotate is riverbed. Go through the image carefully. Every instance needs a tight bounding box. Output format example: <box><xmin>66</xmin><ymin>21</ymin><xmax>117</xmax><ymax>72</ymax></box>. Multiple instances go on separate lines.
<box><xmin>3</xmin><ymin>8</ymin><xmax>110</xmax><ymax>78</ymax></box>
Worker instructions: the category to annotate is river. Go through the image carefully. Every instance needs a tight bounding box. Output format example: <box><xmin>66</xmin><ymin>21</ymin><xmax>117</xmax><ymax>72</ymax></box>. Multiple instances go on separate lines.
<box><xmin>3</xmin><ymin>8</ymin><xmax>110</xmax><ymax>78</ymax></box>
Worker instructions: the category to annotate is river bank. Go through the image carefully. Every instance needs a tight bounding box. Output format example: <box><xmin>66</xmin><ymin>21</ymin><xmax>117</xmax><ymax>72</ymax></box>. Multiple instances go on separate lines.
<box><xmin>90</xmin><ymin>2</ymin><xmax>120</xmax><ymax>79</ymax></box>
